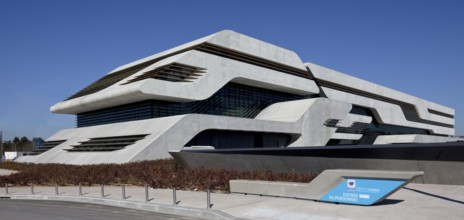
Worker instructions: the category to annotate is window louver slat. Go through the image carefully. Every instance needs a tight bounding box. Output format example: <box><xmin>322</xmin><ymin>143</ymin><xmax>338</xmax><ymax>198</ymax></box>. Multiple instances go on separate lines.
<box><xmin>318</xmin><ymin>80</ymin><xmax>454</xmax><ymax>128</ymax></box>
<box><xmin>28</xmin><ymin>140</ymin><xmax>67</xmax><ymax>155</ymax></box>
<box><xmin>65</xmin><ymin>42</ymin><xmax>311</xmax><ymax>101</ymax></box>
<box><xmin>122</xmin><ymin>63</ymin><xmax>206</xmax><ymax>84</ymax></box>
<box><xmin>66</xmin><ymin>134</ymin><xmax>148</xmax><ymax>152</ymax></box>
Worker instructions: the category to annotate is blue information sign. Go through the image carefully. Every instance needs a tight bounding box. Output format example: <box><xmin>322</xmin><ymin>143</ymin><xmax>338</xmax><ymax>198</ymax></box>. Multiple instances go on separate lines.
<box><xmin>320</xmin><ymin>178</ymin><xmax>405</xmax><ymax>205</ymax></box>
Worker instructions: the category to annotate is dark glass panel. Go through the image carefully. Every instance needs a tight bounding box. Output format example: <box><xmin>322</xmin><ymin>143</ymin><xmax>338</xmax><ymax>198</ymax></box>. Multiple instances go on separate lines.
<box><xmin>76</xmin><ymin>82</ymin><xmax>313</xmax><ymax>127</ymax></box>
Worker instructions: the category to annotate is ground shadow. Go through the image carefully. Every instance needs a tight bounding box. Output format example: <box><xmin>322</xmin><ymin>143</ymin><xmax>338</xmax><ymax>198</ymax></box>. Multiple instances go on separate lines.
<box><xmin>374</xmin><ymin>199</ymin><xmax>404</xmax><ymax>206</ymax></box>
<box><xmin>403</xmin><ymin>187</ymin><xmax>464</xmax><ymax>205</ymax></box>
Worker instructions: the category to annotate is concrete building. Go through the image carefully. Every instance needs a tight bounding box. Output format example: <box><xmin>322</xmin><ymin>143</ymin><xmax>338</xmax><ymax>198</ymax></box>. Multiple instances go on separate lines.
<box><xmin>17</xmin><ymin>30</ymin><xmax>457</xmax><ymax>165</ymax></box>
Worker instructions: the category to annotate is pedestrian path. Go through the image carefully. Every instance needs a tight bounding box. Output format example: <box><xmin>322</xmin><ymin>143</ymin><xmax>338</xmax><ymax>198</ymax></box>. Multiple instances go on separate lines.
<box><xmin>1</xmin><ymin>183</ymin><xmax>463</xmax><ymax>220</ymax></box>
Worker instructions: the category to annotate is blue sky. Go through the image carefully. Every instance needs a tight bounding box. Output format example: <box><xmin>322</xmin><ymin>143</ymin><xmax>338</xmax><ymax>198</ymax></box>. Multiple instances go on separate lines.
<box><xmin>0</xmin><ymin>0</ymin><xmax>462</xmax><ymax>140</ymax></box>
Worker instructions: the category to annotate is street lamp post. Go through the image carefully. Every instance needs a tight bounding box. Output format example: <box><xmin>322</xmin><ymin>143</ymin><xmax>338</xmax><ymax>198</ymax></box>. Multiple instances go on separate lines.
<box><xmin>13</xmin><ymin>142</ymin><xmax>17</xmax><ymax>160</ymax></box>
<box><xmin>0</xmin><ymin>131</ymin><xmax>3</xmax><ymax>162</ymax></box>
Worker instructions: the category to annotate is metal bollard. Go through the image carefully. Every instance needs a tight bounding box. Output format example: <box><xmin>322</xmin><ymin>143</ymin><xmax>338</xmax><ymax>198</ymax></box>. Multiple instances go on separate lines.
<box><xmin>5</xmin><ymin>183</ymin><xmax>8</xmax><ymax>195</ymax></box>
<box><xmin>144</xmin><ymin>184</ymin><xmax>149</xmax><ymax>202</ymax></box>
<box><xmin>100</xmin><ymin>184</ymin><xmax>105</xmax><ymax>198</ymax></box>
<box><xmin>78</xmin><ymin>183</ymin><xmax>82</xmax><ymax>196</ymax></box>
<box><xmin>206</xmin><ymin>188</ymin><xmax>211</xmax><ymax>209</ymax></box>
<box><xmin>31</xmin><ymin>183</ymin><xmax>34</xmax><ymax>195</ymax></box>
<box><xmin>55</xmin><ymin>183</ymin><xmax>59</xmax><ymax>195</ymax></box>
<box><xmin>172</xmin><ymin>188</ymin><xmax>177</xmax><ymax>205</ymax></box>
<box><xmin>122</xmin><ymin>184</ymin><xmax>126</xmax><ymax>199</ymax></box>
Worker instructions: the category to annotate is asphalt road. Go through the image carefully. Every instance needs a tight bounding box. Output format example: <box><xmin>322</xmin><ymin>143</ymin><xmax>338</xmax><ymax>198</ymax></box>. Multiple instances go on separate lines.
<box><xmin>0</xmin><ymin>200</ymin><xmax>203</xmax><ymax>220</ymax></box>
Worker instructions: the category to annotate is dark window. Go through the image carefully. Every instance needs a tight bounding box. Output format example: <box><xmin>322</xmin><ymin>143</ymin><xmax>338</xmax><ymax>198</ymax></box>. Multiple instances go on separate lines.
<box><xmin>76</xmin><ymin>82</ymin><xmax>313</xmax><ymax>127</ymax></box>
<box><xmin>329</xmin><ymin>106</ymin><xmax>432</xmax><ymax>145</ymax></box>
<box><xmin>185</xmin><ymin>129</ymin><xmax>293</xmax><ymax>149</ymax></box>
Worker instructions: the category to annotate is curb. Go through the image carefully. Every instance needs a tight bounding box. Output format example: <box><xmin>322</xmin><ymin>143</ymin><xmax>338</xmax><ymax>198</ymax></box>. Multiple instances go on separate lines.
<box><xmin>3</xmin><ymin>194</ymin><xmax>248</xmax><ymax>220</ymax></box>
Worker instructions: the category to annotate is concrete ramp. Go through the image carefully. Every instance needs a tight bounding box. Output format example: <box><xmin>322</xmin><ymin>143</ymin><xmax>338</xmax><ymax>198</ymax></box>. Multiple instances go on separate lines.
<box><xmin>230</xmin><ymin>169</ymin><xmax>424</xmax><ymax>206</ymax></box>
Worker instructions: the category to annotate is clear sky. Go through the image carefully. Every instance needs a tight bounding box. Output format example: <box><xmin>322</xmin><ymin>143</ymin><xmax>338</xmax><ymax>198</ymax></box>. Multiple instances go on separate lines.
<box><xmin>0</xmin><ymin>0</ymin><xmax>463</xmax><ymax>140</ymax></box>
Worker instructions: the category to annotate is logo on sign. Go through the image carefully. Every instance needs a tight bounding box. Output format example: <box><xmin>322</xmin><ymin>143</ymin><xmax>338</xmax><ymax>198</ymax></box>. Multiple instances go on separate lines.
<box><xmin>347</xmin><ymin>179</ymin><xmax>356</xmax><ymax>190</ymax></box>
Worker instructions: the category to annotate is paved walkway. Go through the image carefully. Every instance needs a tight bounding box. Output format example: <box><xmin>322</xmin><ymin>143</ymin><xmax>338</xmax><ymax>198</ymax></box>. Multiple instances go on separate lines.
<box><xmin>0</xmin><ymin>199</ymin><xmax>201</xmax><ymax>220</ymax></box>
<box><xmin>0</xmin><ymin>183</ymin><xmax>463</xmax><ymax>220</ymax></box>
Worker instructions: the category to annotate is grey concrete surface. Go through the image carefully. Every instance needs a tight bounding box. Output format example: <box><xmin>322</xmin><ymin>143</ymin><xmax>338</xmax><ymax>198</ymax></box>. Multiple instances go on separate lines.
<box><xmin>230</xmin><ymin>169</ymin><xmax>424</xmax><ymax>203</ymax></box>
<box><xmin>306</xmin><ymin>62</ymin><xmax>454</xmax><ymax>135</ymax></box>
<box><xmin>51</xmin><ymin>30</ymin><xmax>315</xmax><ymax>114</ymax></box>
<box><xmin>20</xmin><ymin>30</ymin><xmax>457</xmax><ymax>166</ymax></box>
<box><xmin>1</xmin><ymin>185</ymin><xmax>241</xmax><ymax>220</ymax></box>
<box><xmin>0</xmin><ymin>183</ymin><xmax>462</xmax><ymax>220</ymax></box>
<box><xmin>0</xmin><ymin>200</ymin><xmax>202</xmax><ymax>220</ymax></box>
<box><xmin>172</xmin><ymin>152</ymin><xmax>464</xmax><ymax>185</ymax></box>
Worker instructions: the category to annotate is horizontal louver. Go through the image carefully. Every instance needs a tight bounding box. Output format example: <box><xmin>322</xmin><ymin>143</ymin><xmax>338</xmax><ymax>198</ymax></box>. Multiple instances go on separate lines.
<box><xmin>122</xmin><ymin>63</ymin><xmax>206</xmax><ymax>84</ymax></box>
<box><xmin>65</xmin><ymin>42</ymin><xmax>312</xmax><ymax>101</ymax></box>
<box><xmin>66</xmin><ymin>134</ymin><xmax>148</xmax><ymax>152</ymax></box>
<box><xmin>317</xmin><ymin>80</ymin><xmax>454</xmax><ymax>128</ymax></box>
<box><xmin>196</xmin><ymin>43</ymin><xmax>311</xmax><ymax>79</ymax></box>
<box><xmin>28</xmin><ymin>140</ymin><xmax>67</xmax><ymax>155</ymax></box>
<box><xmin>336</xmin><ymin>122</ymin><xmax>369</xmax><ymax>134</ymax></box>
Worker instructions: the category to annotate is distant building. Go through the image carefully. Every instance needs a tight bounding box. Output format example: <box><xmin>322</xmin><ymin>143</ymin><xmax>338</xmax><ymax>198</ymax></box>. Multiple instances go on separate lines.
<box><xmin>17</xmin><ymin>30</ymin><xmax>457</xmax><ymax>165</ymax></box>
<box><xmin>4</xmin><ymin>151</ymin><xmax>30</xmax><ymax>161</ymax></box>
<box><xmin>32</xmin><ymin>137</ymin><xmax>44</xmax><ymax>150</ymax></box>
<box><xmin>4</xmin><ymin>152</ymin><xmax>16</xmax><ymax>161</ymax></box>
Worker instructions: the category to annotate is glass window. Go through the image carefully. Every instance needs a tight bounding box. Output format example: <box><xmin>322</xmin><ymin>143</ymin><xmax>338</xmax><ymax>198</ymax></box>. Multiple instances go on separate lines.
<box><xmin>76</xmin><ymin>82</ymin><xmax>312</xmax><ymax>127</ymax></box>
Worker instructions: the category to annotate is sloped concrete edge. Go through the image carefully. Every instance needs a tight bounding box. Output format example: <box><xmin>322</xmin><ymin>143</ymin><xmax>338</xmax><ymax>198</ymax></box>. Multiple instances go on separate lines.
<box><xmin>230</xmin><ymin>169</ymin><xmax>424</xmax><ymax>203</ymax></box>
<box><xmin>6</xmin><ymin>194</ymin><xmax>248</xmax><ymax>220</ymax></box>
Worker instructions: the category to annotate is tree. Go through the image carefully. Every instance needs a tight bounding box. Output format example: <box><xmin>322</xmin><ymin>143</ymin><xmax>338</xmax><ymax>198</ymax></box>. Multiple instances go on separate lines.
<box><xmin>20</xmin><ymin>136</ymin><xmax>29</xmax><ymax>143</ymax></box>
<box><xmin>2</xmin><ymin>141</ymin><xmax>12</xmax><ymax>151</ymax></box>
<box><xmin>13</xmin><ymin>137</ymin><xmax>20</xmax><ymax>144</ymax></box>
<box><xmin>6</xmin><ymin>137</ymin><xmax>34</xmax><ymax>152</ymax></box>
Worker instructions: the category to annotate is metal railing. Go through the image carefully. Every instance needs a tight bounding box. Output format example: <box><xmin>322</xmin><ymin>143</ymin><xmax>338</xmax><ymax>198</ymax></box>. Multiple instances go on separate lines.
<box><xmin>1</xmin><ymin>183</ymin><xmax>214</xmax><ymax>209</ymax></box>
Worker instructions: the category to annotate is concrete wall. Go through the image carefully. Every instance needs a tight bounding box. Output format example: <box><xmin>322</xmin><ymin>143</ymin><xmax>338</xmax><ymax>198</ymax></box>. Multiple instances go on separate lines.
<box><xmin>23</xmin><ymin>30</ymin><xmax>457</xmax><ymax>165</ymax></box>
<box><xmin>170</xmin><ymin>151</ymin><xmax>464</xmax><ymax>185</ymax></box>
<box><xmin>51</xmin><ymin>30</ymin><xmax>318</xmax><ymax>114</ymax></box>
<box><xmin>19</xmin><ymin>98</ymin><xmax>356</xmax><ymax>164</ymax></box>
<box><xmin>374</xmin><ymin>134</ymin><xmax>462</xmax><ymax>144</ymax></box>
<box><xmin>307</xmin><ymin>62</ymin><xmax>455</xmax><ymax>136</ymax></box>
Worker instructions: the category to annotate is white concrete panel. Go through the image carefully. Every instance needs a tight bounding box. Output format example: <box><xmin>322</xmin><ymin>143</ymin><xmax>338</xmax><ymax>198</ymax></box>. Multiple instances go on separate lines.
<box><xmin>21</xmin><ymin>30</ymin><xmax>460</xmax><ymax>165</ymax></box>
<box><xmin>337</xmin><ymin>114</ymin><xmax>372</xmax><ymax>128</ymax></box>
<box><xmin>206</xmin><ymin>30</ymin><xmax>307</xmax><ymax>70</ymax></box>
<box><xmin>256</xmin><ymin>98</ymin><xmax>352</xmax><ymax>146</ymax></box>
<box><xmin>107</xmin><ymin>34</ymin><xmax>214</xmax><ymax>75</ymax></box>
<box><xmin>22</xmin><ymin>98</ymin><xmax>353</xmax><ymax>164</ymax></box>
<box><xmin>306</xmin><ymin>63</ymin><xmax>455</xmax><ymax>127</ymax></box>
<box><xmin>51</xmin><ymin>50</ymin><xmax>318</xmax><ymax>114</ymax></box>
<box><xmin>17</xmin><ymin>112</ymin><xmax>303</xmax><ymax>164</ymax></box>
<box><xmin>16</xmin><ymin>116</ymin><xmax>185</xmax><ymax>164</ymax></box>
<box><xmin>331</xmin><ymin>133</ymin><xmax>363</xmax><ymax>140</ymax></box>
<box><xmin>374</xmin><ymin>134</ymin><xmax>461</xmax><ymax>144</ymax></box>
<box><xmin>255</xmin><ymin>99</ymin><xmax>317</xmax><ymax>122</ymax></box>
<box><xmin>288</xmin><ymin>99</ymin><xmax>352</xmax><ymax>147</ymax></box>
<box><xmin>321</xmin><ymin>87</ymin><xmax>454</xmax><ymax>135</ymax></box>
<box><xmin>110</xmin><ymin>30</ymin><xmax>306</xmax><ymax>75</ymax></box>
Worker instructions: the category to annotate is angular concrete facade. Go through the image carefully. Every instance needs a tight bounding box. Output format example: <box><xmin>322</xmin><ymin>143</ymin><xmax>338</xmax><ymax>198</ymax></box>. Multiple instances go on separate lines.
<box><xmin>17</xmin><ymin>30</ymin><xmax>457</xmax><ymax>164</ymax></box>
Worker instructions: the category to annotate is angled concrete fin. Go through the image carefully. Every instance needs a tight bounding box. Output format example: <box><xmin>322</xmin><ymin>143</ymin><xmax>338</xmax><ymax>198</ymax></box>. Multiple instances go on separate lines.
<box><xmin>230</xmin><ymin>169</ymin><xmax>424</xmax><ymax>206</ymax></box>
